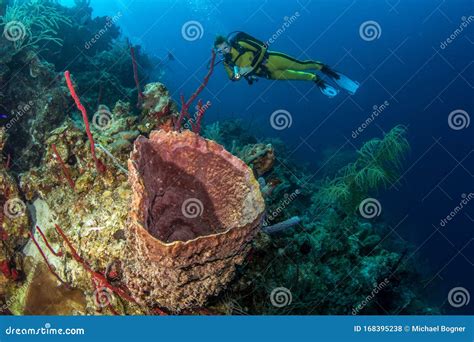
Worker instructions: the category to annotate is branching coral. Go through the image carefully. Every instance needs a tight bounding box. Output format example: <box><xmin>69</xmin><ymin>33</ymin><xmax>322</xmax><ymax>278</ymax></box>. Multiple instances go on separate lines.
<box><xmin>0</xmin><ymin>0</ymin><xmax>71</xmax><ymax>53</ymax></box>
<box><xmin>315</xmin><ymin>125</ymin><xmax>410</xmax><ymax>214</ymax></box>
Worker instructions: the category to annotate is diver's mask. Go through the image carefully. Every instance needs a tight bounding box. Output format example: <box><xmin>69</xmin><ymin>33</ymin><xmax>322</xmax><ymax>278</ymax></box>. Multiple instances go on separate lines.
<box><xmin>215</xmin><ymin>44</ymin><xmax>231</xmax><ymax>59</ymax></box>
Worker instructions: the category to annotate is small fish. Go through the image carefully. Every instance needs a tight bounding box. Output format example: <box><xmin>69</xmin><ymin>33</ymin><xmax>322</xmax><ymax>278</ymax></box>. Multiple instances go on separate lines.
<box><xmin>0</xmin><ymin>114</ymin><xmax>7</xmax><ymax>119</ymax></box>
<box><xmin>167</xmin><ymin>51</ymin><xmax>175</xmax><ymax>61</ymax></box>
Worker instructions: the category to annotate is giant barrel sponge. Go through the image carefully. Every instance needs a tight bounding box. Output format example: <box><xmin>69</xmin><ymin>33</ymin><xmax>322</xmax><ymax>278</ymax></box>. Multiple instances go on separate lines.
<box><xmin>124</xmin><ymin>130</ymin><xmax>265</xmax><ymax>311</ymax></box>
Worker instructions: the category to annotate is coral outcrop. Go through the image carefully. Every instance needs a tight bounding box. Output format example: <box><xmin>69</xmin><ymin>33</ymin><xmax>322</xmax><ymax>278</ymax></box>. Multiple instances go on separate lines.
<box><xmin>139</xmin><ymin>82</ymin><xmax>176</xmax><ymax>133</ymax></box>
<box><xmin>0</xmin><ymin>128</ymin><xmax>29</xmax><ymax>310</ymax></box>
<box><xmin>124</xmin><ymin>130</ymin><xmax>265</xmax><ymax>311</ymax></box>
<box><xmin>238</xmin><ymin>143</ymin><xmax>275</xmax><ymax>177</ymax></box>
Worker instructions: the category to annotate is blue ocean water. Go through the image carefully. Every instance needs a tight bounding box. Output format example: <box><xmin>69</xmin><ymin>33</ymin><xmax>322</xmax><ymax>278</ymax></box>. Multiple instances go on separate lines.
<box><xmin>62</xmin><ymin>0</ymin><xmax>472</xmax><ymax>314</ymax></box>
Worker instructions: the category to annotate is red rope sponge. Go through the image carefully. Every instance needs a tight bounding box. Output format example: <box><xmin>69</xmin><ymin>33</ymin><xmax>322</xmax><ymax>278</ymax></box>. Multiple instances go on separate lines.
<box><xmin>175</xmin><ymin>49</ymin><xmax>216</xmax><ymax>132</ymax></box>
<box><xmin>51</xmin><ymin>143</ymin><xmax>75</xmax><ymax>190</ymax></box>
<box><xmin>129</xmin><ymin>42</ymin><xmax>144</xmax><ymax>103</ymax></box>
<box><xmin>64</xmin><ymin>71</ymin><xmax>106</xmax><ymax>174</ymax></box>
<box><xmin>53</xmin><ymin>224</ymin><xmax>137</xmax><ymax>306</ymax></box>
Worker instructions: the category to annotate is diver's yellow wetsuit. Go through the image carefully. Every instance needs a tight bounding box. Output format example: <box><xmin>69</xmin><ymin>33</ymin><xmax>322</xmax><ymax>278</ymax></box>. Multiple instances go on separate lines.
<box><xmin>223</xmin><ymin>32</ymin><xmax>324</xmax><ymax>83</ymax></box>
<box><xmin>219</xmin><ymin>32</ymin><xmax>360</xmax><ymax>97</ymax></box>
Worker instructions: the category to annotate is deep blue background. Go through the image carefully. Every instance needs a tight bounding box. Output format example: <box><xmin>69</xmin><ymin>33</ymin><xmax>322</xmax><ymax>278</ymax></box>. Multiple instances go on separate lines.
<box><xmin>63</xmin><ymin>0</ymin><xmax>473</xmax><ymax>314</ymax></box>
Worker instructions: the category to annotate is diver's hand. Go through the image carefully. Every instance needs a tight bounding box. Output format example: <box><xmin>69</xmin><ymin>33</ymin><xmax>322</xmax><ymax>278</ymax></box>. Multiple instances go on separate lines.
<box><xmin>232</xmin><ymin>66</ymin><xmax>241</xmax><ymax>81</ymax></box>
<box><xmin>239</xmin><ymin>66</ymin><xmax>253</xmax><ymax>76</ymax></box>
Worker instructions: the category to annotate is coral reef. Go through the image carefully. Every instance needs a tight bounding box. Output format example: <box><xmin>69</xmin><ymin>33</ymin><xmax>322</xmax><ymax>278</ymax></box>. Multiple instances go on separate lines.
<box><xmin>4</xmin><ymin>70</ymin><xmax>262</xmax><ymax>315</ymax></box>
<box><xmin>203</xmin><ymin>121</ymin><xmax>436</xmax><ymax>315</ymax></box>
<box><xmin>0</xmin><ymin>128</ymin><xmax>29</xmax><ymax>312</ymax></box>
<box><xmin>15</xmin><ymin>118</ymin><xmax>135</xmax><ymax>314</ymax></box>
<box><xmin>0</xmin><ymin>0</ymin><xmax>71</xmax><ymax>53</ymax></box>
<box><xmin>125</xmin><ymin>130</ymin><xmax>265</xmax><ymax>311</ymax></box>
<box><xmin>0</xmin><ymin>0</ymin><xmax>155</xmax><ymax>171</ymax></box>
<box><xmin>0</xmin><ymin>0</ymin><xmax>436</xmax><ymax>317</ymax></box>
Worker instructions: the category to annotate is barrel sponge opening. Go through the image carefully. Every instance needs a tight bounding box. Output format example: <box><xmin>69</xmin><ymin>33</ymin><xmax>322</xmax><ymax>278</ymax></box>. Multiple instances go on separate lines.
<box><xmin>128</xmin><ymin>130</ymin><xmax>264</xmax><ymax>243</ymax></box>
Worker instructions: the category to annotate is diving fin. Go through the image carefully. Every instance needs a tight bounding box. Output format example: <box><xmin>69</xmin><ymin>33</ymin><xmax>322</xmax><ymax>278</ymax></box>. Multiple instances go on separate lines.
<box><xmin>316</xmin><ymin>79</ymin><xmax>339</xmax><ymax>98</ymax></box>
<box><xmin>332</xmin><ymin>71</ymin><xmax>360</xmax><ymax>95</ymax></box>
<box><xmin>321</xmin><ymin>66</ymin><xmax>360</xmax><ymax>95</ymax></box>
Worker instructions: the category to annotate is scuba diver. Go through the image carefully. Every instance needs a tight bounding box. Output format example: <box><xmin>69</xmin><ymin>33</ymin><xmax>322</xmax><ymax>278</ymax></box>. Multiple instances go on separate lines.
<box><xmin>213</xmin><ymin>32</ymin><xmax>360</xmax><ymax>97</ymax></box>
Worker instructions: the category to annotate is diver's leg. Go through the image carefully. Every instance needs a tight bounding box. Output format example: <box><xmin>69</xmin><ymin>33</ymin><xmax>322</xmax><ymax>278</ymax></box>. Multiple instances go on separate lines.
<box><xmin>266</xmin><ymin>52</ymin><xmax>324</xmax><ymax>71</ymax></box>
<box><xmin>270</xmin><ymin>70</ymin><xmax>339</xmax><ymax>98</ymax></box>
<box><xmin>270</xmin><ymin>69</ymin><xmax>317</xmax><ymax>81</ymax></box>
<box><xmin>266</xmin><ymin>52</ymin><xmax>360</xmax><ymax>95</ymax></box>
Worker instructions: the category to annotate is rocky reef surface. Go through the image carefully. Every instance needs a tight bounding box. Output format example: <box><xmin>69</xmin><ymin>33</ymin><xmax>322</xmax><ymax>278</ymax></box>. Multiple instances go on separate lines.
<box><xmin>0</xmin><ymin>0</ymin><xmax>436</xmax><ymax>316</ymax></box>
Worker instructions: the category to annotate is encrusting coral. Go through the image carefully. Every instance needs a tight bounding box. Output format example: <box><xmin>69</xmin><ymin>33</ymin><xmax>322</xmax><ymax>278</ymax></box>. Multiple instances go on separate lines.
<box><xmin>238</xmin><ymin>143</ymin><xmax>275</xmax><ymax>177</ymax></box>
<box><xmin>0</xmin><ymin>128</ymin><xmax>30</xmax><ymax>312</ymax></box>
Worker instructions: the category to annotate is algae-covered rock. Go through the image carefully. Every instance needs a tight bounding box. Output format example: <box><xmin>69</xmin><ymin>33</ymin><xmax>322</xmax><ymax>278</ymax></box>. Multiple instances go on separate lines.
<box><xmin>238</xmin><ymin>143</ymin><xmax>275</xmax><ymax>177</ymax></box>
<box><xmin>0</xmin><ymin>128</ymin><xmax>30</xmax><ymax>311</ymax></box>
<box><xmin>138</xmin><ymin>82</ymin><xmax>177</xmax><ymax>133</ymax></box>
<box><xmin>16</xmin><ymin>119</ymin><xmax>137</xmax><ymax>315</ymax></box>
